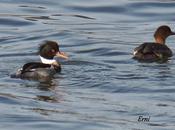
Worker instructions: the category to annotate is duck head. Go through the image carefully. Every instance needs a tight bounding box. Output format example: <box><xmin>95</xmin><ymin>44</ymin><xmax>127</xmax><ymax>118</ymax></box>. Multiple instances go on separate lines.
<box><xmin>39</xmin><ymin>40</ymin><xmax>68</xmax><ymax>65</ymax></box>
<box><xmin>154</xmin><ymin>25</ymin><xmax>175</xmax><ymax>44</ymax></box>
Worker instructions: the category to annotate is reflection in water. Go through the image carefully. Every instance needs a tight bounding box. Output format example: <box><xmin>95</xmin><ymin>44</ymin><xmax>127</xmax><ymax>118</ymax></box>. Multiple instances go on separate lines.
<box><xmin>18</xmin><ymin>79</ymin><xmax>64</xmax><ymax>104</ymax></box>
<box><xmin>137</xmin><ymin>63</ymin><xmax>172</xmax><ymax>80</ymax></box>
<box><xmin>36</xmin><ymin>80</ymin><xmax>56</xmax><ymax>91</ymax></box>
<box><xmin>29</xmin><ymin>108</ymin><xmax>61</xmax><ymax>116</ymax></box>
<box><xmin>36</xmin><ymin>95</ymin><xmax>58</xmax><ymax>102</ymax></box>
<box><xmin>35</xmin><ymin>80</ymin><xmax>64</xmax><ymax>103</ymax></box>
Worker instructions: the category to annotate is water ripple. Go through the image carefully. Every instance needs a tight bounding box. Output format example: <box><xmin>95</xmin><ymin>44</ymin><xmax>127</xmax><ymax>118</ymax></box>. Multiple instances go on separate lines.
<box><xmin>0</xmin><ymin>18</ymin><xmax>33</xmax><ymax>26</ymax></box>
<box><xmin>127</xmin><ymin>1</ymin><xmax>175</xmax><ymax>8</ymax></box>
<box><xmin>52</xmin><ymin>14</ymin><xmax>95</xmax><ymax>20</ymax></box>
<box><xmin>69</xmin><ymin>5</ymin><xmax>126</xmax><ymax>13</ymax></box>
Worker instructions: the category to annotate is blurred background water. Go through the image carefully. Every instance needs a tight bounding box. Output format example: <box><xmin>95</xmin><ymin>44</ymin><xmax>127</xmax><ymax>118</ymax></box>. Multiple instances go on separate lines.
<box><xmin>0</xmin><ymin>0</ymin><xmax>175</xmax><ymax>130</ymax></box>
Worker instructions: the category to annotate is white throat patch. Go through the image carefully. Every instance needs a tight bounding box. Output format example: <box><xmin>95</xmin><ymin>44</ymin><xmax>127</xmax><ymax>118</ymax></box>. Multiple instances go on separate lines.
<box><xmin>39</xmin><ymin>56</ymin><xmax>56</xmax><ymax>64</ymax></box>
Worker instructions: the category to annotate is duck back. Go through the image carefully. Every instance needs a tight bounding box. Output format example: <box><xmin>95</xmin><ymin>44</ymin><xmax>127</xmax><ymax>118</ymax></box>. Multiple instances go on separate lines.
<box><xmin>133</xmin><ymin>42</ymin><xmax>172</xmax><ymax>62</ymax></box>
<box><xmin>11</xmin><ymin>62</ymin><xmax>61</xmax><ymax>81</ymax></box>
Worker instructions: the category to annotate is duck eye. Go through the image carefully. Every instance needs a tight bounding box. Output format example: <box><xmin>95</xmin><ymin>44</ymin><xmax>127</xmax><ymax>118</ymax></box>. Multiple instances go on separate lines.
<box><xmin>51</xmin><ymin>49</ymin><xmax>55</xmax><ymax>53</ymax></box>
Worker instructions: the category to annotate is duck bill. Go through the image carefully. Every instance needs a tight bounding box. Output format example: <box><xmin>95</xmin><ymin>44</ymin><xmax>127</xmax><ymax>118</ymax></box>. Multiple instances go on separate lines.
<box><xmin>56</xmin><ymin>51</ymin><xmax>68</xmax><ymax>59</ymax></box>
<box><xmin>171</xmin><ymin>32</ymin><xmax>175</xmax><ymax>35</ymax></box>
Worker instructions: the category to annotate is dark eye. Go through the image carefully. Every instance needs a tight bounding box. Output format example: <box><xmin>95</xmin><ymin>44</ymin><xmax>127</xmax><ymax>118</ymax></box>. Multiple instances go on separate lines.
<box><xmin>51</xmin><ymin>49</ymin><xmax>55</xmax><ymax>53</ymax></box>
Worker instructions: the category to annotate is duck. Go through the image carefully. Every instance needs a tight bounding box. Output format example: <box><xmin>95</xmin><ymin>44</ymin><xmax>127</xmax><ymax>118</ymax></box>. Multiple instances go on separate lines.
<box><xmin>11</xmin><ymin>40</ymin><xmax>68</xmax><ymax>81</ymax></box>
<box><xmin>133</xmin><ymin>25</ymin><xmax>175</xmax><ymax>62</ymax></box>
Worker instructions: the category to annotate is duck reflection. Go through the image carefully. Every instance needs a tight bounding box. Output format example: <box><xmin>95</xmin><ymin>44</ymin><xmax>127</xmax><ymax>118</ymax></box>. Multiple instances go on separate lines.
<box><xmin>36</xmin><ymin>80</ymin><xmax>64</xmax><ymax>103</ymax></box>
<box><xmin>22</xmin><ymin>78</ymin><xmax>64</xmax><ymax>104</ymax></box>
<box><xmin>137</xmin><ymin>62</ymin><xmax>173</xmax><ymax>82</ymax></box>
<box><xmin>37</xmin><ymin>80</ymin><xmax>56</xmax><ymax>91</ymax></box>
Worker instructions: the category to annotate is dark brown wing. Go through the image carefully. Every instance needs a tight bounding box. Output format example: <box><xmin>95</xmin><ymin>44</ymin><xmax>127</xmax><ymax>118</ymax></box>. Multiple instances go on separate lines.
<box><xmin>134</xmin><ymin>42</ymin><xmax>172</xmax><ymax>57</ymax></box>
<box><xmin>21</xmin><ymin>62</ymin><xmax>51</xmax><ymax>74</ymax></box>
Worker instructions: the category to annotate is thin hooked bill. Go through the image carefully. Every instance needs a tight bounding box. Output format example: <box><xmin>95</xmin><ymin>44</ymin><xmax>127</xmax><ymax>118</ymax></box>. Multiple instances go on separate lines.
<box><xmin>56</xmin><ymin>51</ymin><xmax>68</xmax><ymax>59</ymax></box>
<box><xmin>171</xmin><ymin>32</ymin><xmax>175</xmax><ymax>35</ymax></box>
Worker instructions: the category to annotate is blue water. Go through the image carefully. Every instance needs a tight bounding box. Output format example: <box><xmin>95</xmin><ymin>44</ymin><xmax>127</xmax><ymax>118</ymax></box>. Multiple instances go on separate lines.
<box><xmin>0</xmin><ymin>0</ymin><xmax>175</xmax><ymax>130</ymax></box>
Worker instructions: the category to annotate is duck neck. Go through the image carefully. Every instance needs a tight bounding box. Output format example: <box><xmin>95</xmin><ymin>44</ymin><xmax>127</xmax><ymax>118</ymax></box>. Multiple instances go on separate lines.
<box><xmin>155</xmin><ymin>37</ymin><xmax>165</xmax><ymax>44</ymax></box>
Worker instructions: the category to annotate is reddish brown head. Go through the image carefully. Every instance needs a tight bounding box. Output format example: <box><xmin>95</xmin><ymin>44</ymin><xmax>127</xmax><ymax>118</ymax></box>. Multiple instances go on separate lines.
<box><xmin>154</xmin><ymin>25</ymin><xmax>175</xmax><ymax>44</ymax></box>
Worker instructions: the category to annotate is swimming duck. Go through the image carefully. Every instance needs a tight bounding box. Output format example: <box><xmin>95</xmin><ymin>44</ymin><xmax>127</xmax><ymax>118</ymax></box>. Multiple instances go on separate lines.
<box><xmin>133</xmin><ymin>25</ymin><xmax>175</xmax><ymax>62</ymax></box>
<box><xmin>11</xmin><ymin>40</ymin><xmax>68</xmax><ymax>81</ymax></box>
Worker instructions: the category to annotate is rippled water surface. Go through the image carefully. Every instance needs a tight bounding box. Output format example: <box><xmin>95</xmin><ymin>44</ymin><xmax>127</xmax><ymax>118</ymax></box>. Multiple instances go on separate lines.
<box><xmin>1</xmin><ymin>0</ymin><xmax>175</xmax><ymax>130</ymax></box>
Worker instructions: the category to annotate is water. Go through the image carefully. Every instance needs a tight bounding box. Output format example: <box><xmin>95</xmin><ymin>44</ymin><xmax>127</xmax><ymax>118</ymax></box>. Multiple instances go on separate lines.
<box><xmin>0</xmin><ymin>0</ymin><xmax>175</xmax><ymax>130</ymax></box>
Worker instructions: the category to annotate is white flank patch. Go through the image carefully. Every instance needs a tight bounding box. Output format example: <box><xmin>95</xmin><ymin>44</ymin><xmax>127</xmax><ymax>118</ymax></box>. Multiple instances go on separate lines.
<box><xmin>133</xmin><ymin>50</ymin><xmax>137</xmax><ymax>56</ymax></box>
